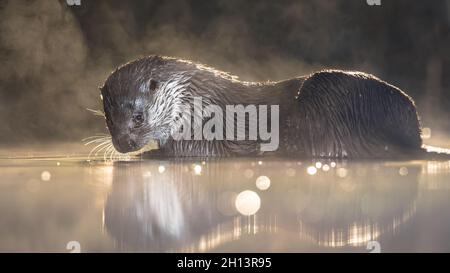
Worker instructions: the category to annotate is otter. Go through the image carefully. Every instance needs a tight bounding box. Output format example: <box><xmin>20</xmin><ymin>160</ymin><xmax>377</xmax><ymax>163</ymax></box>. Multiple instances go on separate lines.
<box><xmin>99</xmin><ymin>55</ymin><xmax>449</xmax><ymax>158</ymax></box>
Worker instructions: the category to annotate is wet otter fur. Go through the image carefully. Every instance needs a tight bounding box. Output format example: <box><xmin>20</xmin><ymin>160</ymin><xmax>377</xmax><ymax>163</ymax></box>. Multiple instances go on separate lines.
<box><xmin>100</xmin><ymin>55</ymin><xmax>449</xmax><ymax>159</ymax></box>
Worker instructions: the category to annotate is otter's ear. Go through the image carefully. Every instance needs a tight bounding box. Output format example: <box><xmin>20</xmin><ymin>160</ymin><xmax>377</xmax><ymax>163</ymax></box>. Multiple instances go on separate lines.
<box><xmin>140</xmin><ymin>79</ymin><xmax>158</xmax><ymax>94</ymax></box>
<box><xmin>149</xmin><ymin>79</ymin><xmax>158</xmax><ymax>92</ymax></box>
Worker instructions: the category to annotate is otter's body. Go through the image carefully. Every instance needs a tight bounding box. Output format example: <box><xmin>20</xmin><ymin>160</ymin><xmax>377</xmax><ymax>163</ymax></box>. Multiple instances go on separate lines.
<box><xmin>100</xmin><ymin>56</ymin><xmax>442</xmax><ymax>159</ymax></box>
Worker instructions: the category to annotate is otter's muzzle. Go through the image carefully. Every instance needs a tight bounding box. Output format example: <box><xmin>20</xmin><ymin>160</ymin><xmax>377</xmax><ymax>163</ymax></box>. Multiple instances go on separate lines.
<box><xmin>113</xmin><ymin>135</ymin><xmax>139</xmax><ymax>153</ymax></box>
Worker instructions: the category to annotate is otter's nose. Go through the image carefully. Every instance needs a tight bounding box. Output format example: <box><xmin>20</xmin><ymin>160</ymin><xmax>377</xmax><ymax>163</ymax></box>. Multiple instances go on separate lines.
<box><xmin>114</xmin><ymin>135</ymin><xmax>138</xmax><ymax>153</ymax></box>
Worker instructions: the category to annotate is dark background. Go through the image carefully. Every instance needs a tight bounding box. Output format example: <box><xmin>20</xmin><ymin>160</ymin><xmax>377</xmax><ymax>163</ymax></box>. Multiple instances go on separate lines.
<box><xmin>0</xmin><ymin>0</ymin><xmax>449</xmax><ymax>145</ymax></box>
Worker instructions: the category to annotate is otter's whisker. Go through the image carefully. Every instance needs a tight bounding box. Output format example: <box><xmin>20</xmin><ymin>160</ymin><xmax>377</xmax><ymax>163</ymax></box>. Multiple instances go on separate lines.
<box><xmin>85</xmin><ymin>139</ymin><xmax>110</xmax><ymax>147</ymax></box>
<box><xmin>103</xmin><ymin>144</ymin><xmax>113</xmax><ymax>161</ymax></box>
<box><xmin>105</xmin><ymin>145</ymin><xmax>116</xmax><ymax>162</ymax></box>
<box><xmin>102</xmin><ymin>145</ymin><xmax>109</xmax><ymax>162</ymax></box>
<box><xmin>86</xmin><ymin>108</ymin><xmax>106</xmax><ymax>118</ymax></box>
<box><xmin>83</xmin><ymin>136</ymin><xmax>111</xmax><ymax>146</ymax></box>
<box><xmin>94</xmin><ymin>141</ymin><xmax>113</xmax><ymax>157</ymax></box>
<box><xmin>84</xmin><ymin>138</ymin><xmax>111</xmax><ymax>146</ymax></box>
<box><xmin>110</xmin><ymin>147</ymin><xmax>117</xmax><ymax>161</ymax></box>
<box><xmin>82</xmin><ymin>134</ymin><xmax>109</xmax><ymax>139</ymax></box>
<box><xmin>82</xmin><ymin>135</ymin><xmax>109</xmax><ymax>142</ymax></box>
<box><xmin>88</xmin><ymin>140</ymin><xmax>111</xmax><ymax>160</ymax></box>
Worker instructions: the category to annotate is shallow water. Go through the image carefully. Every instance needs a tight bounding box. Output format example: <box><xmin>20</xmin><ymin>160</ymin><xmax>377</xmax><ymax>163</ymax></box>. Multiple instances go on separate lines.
<box><xmin>1</xmin><ymin>144</ymin><xmax>450</xmax><ymax>252</ymax></box>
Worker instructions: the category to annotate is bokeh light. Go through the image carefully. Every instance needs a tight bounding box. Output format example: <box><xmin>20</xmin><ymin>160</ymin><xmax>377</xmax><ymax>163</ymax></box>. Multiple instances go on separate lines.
<box><xmin>256</xmin><ymin>176</ymin><xmax>271</xmax><ymax>190</ymax></box>
<box><xmin>399</xmin><ymin>167</ymin><xmax>408</xmax><ymax>176</ymax></box>
<box><xmin>194</xmin><ymin>164</ymin><xmax>202</xmax><ymax>175</ymax></box>
<box><xmin>244</xmin><ymin>169</ymin><xmax>254</xmax><ymax>179</ymax></box>
<box><xmin>422</xmin><ymin>127</ymin><xmax>432</xmax><ymax>139</ymax></box>
<box><xmin>337</xmin><ymin>168</ymin><xmax>348</xmax><ymax>178</ymax></box>
<box><xmin>307</xmin><ymin>166</ymin><xmax>317</xmax><ymax>175</ymax></box>
<box><xmin>235</xmin><ymin>190</ymin><xmax>261</xmax><ymax>216</ymax></box>
<box><xmin>40</xmin><ymin>171</ymin><xmax>51</xmax><ymax>181</ymax></box>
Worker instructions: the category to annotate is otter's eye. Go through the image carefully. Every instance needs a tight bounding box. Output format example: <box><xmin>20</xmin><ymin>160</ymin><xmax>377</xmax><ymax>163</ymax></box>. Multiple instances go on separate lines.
<box><xmin>133</xmin><ymin>113</ymin><xmax>144</xmax><ymax>124</ymax></box>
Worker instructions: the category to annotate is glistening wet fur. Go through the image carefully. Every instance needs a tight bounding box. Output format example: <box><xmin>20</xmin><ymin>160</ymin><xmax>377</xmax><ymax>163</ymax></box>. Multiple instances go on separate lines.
<box><xmin>93</xmin><ymin>55</ymin><xmax>450</xmax><ymax>159</ymax></box>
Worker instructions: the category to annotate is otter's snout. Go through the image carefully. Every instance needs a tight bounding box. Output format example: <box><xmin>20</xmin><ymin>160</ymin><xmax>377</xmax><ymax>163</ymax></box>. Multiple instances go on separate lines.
<box><xmin>113</xmin><ymin>135</ymin><xmax>139</xmax><ymax>153</ymax></box>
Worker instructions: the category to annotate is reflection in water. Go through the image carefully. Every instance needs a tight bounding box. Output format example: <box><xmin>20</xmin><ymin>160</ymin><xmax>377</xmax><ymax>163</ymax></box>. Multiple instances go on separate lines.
<box><xmin>1</xmin><ymin>152</ymin><xmax>450</xmax><ymax>252</ymax></box>
<box><xmin>420</xmin><ymin>161</ymin><xmax>450</xmax><ymax>190</ymax></box>
<box><xmin>103</xmin><ymin>159</ymin><xmax>420</xmax><ymax>252</ymax></box>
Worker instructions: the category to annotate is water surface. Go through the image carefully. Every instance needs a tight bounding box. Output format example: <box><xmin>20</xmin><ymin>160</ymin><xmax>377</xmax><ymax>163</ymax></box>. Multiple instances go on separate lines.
<box><xmin>1</xmin><ymin>144</ymin><xmax>450</xmax><ymax>252</ymax></box>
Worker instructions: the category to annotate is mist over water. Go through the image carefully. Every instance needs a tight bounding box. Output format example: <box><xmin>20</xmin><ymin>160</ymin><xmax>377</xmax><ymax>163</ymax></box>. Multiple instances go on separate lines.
<box><xmin>0</xmin><ymin>0</ymin><xmax>103</xmax><ymax>144</ymax></box>
<box><xmin>0</xmin><ymin>0</ymin><xmax>449</xmax><ymax>146</ymax></box>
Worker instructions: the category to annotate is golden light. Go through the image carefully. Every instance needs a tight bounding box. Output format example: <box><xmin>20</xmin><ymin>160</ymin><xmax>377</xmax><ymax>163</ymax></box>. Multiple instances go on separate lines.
<box><xmin>143</xmin><ymin>171</ymin><xmax>152</xmax><ymax>178</ymax></box>
<box><xmin>158</xmin><ymin>165</ymin><xmax>166</xmax><ymax>173</ymax></box>
<box><xmin>40</xmin><ymin>171</ymin><xmax>51</xmax><ymax>181</ymax></box>
<box><xmin>235</xmin><ymin>190</ymin><xmax>261</xmax><ymax>216</ymax></box>
<box><xmin>307</xmin><ymin>166</ymin><xmax>317</xmax><ymax>175</ymax></box>
<box><xmin>244</xmin><ymin>169</ymin><xmax>254</xmax><ymax>179</ymax></box>
<box><xmin>422</xmin><ymin>127</ymin><xmax>432</xmax><ymax>139</ymax></box>
<box><xmin>194</xmin><ymin>164</ymin><xmax>202</xmax><ymax>175</ymax></box>
<box><xmin>256</xmin><ymin>175</ymin><xmax>271</xmax><ymax>190</ymax></box>
<box><xmin>91</xmin><ymin>165</ymin><xmax>114</xmax><ymax>187</ymax></box>
<box><xmin>336</xmin><ymin>167</ymin><xmax>348</xmax><ymax>178</ymax></box>
<box><xmin>399</xmin><ymin>167</ymin><xmax>408</xmax><ymax>176</ymax></box>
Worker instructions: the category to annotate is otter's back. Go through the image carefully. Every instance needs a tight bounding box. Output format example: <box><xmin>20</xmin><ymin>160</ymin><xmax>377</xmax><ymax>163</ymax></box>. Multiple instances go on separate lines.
<box><xmin>291</xmin><ymin>70</ymin><xmax>422</xmax><ymax>158</ymax></box>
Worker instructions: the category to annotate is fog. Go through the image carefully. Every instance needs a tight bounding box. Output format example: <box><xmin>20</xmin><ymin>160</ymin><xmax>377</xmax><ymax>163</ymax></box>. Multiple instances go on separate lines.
<box><xmin>0</xmin><ymin>0</ymin><xmax>449</xmax><ymax>145</ymax></box>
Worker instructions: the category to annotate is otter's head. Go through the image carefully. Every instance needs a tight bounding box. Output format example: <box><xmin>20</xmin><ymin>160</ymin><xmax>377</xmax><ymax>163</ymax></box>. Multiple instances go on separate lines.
<box><xmin>100</xmin><ymin>56</ymin><xmax>191</xmax><ymax>153</ymax></box>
